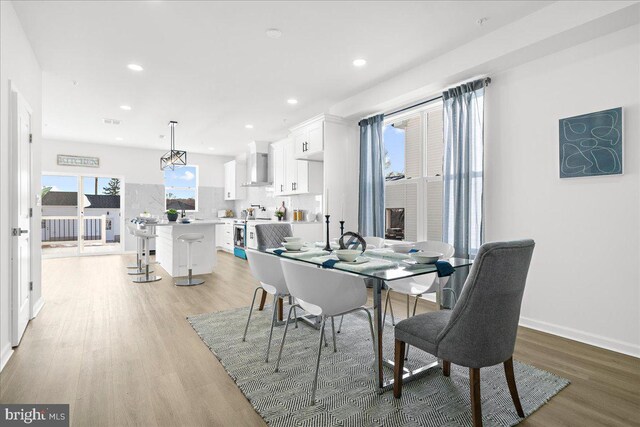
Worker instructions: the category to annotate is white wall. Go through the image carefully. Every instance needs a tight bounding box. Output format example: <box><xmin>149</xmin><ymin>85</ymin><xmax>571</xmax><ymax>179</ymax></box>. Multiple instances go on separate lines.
<box><xmin>484</xmin><ymin>26</ymin><xmax>639</xmax><ymax>356</ymax></box>
<box><xmin>42</xmin><ymin>139</ymin><xmax>230</xmax><ymax>187</ymax></box>
<box><xmin>0</xmin><ymin>0</ymin><xmax>43</xmax><ymax>370</ymax></box>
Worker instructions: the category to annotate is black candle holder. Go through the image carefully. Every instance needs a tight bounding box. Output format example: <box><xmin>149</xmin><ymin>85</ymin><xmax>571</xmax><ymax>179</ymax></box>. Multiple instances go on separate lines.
<box><xmin>323</xmin><ymin>215</ymin><xmax>332</xmax><ymax>252</ymax></box>
<box><xmin>339</xmin><ymin>220</ymin><xmax>345</xmax><ymax>236</ymax></box>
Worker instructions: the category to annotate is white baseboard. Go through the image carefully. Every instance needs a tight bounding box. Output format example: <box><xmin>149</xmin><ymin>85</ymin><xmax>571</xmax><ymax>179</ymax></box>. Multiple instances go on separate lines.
<box><xmin>31</xmin><ymin>297</ymin><xmax>45</xmax><ymax>319</ymax></box>
<box><xmin>1</xmin><ymin>342</ymin><xmax>14</xmax><ymax>372</ymax></box>
<box><xmin>519</xmin><ymin>316</ymin><xmax>640</xmax><ymax>358</ymax></box>
<box><xmin>417</xmin><ymin>293</ymin><xmax>639</xmax><ymax>357</ymax></box>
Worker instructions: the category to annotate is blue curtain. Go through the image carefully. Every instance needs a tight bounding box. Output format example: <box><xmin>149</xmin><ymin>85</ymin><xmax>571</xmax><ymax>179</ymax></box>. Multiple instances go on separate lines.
<box><xmin>358</xmin><ymin>114</ymin><xmax>385</xmax><ymax>237</ymax></box>
<box><xmin>443</xmin><ymin>79</ymin><xmax>486</xmax><ymax>259</ymax></box>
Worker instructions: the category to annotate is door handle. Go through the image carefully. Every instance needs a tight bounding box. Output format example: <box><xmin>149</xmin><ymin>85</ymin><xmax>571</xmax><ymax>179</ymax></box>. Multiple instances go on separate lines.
<box><xmin>12</xmin><ymin>228</ymin><xmax>28</xmax><ymax>236</ymax></box>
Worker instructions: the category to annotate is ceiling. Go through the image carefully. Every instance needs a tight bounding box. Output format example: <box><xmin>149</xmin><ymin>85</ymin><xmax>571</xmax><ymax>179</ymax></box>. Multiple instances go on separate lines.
<box><xmin>14</xmin><ymin>1</ymin><xmax>549</xmax><ymax>156</ymax></box>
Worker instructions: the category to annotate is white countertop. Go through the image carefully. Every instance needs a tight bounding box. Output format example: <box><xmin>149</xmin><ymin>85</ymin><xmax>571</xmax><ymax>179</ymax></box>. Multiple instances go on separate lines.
<box><xmin>154</xmin><ymin>219</ymin><xmax>224</xmax><ymax>226</ymax></box>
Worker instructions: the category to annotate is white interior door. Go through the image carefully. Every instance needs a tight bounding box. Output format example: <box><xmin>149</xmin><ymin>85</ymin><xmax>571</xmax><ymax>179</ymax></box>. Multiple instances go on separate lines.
<box><xmin>11</xmin><ymin>86</ymin><xmax>33</xmax><ymax>347</ymax></box>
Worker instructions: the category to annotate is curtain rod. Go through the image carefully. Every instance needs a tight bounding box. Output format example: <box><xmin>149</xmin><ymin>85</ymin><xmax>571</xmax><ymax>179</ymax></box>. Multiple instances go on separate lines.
<box><xmin>383</xmin><ymin>77</ymin><xmax>491</xmax><ymax>118</ymax></box>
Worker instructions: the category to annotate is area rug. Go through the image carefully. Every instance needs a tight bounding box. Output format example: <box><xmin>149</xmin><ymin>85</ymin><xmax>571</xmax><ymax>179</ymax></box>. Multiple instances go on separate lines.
<box><xmin>188</xmin><ymin>306</ymin><xmax>569</xmax><ymax>427</ymax></box>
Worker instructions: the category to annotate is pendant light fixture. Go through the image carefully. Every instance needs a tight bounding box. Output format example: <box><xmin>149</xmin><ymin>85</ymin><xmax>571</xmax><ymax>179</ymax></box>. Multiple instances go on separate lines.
<box><xmin>160</xmin><ymin>120</ymin><xmax>187</xmax><ymax>170</ymax></box>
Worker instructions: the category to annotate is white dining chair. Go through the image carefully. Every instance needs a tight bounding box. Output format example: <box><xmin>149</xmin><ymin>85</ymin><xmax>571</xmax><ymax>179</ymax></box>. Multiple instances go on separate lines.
<box><xmin>275</xmin><ymin>259</ymin><xmax>377</xmax><ymax>405</ymax></box>
<box><xmin>383</xmin><ymin>240</ymin><xmax>455</xmax><ymax>358</ymax></box>
<box><xmin>244</xmin><ymin>249</ymin><xmax>297</xmax><ymax>362</ymax></box>
<box><xmin>363</xmin><ymin>236</ymin><xmax>385</xmax><ymax>249</ymax></box>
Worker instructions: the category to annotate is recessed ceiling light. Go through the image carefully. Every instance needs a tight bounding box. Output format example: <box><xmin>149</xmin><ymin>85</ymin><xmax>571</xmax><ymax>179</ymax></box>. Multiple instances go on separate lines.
<box><xmin>208</xmin><ymin>147</ymin><xmax>215</xmax><ymax>151</ymax></box>
<box><xmin>127</xmin><ymin>64</ymin><xmax>144</xmax><ymax>71</ymax></box>
<box><xmin>115</xmin><ymin>137</ymin><xmax>123</xmax><ymax>141</ymax></box>
<box><xmin>353</xmin><ymin>58</ymin><xmax>367</xmax><ymax>67</ymax></box>
<box><xmin>120</xmin><ymin>105</ymin><xmax>132</xmax><ymax>111</ymax></box>
<box><xmin>265</xmin><ymin>28</ymin><xmax>282</xmax><ymax>39</ymax></box>
<box><xmin>245</xmin><ymin>124</ymin><xmax>254</xmax><ymax>129</ymax></box>
<box><xmin>287</xmin><ymin>99</ymin><xmax>298</xmax><ymax>105</ymax></box>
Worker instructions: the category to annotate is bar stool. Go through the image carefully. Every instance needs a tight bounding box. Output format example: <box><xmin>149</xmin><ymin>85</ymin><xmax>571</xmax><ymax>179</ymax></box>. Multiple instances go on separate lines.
<box><xmin>131</xmin><ymin>227</ymin><xmax>161</xmax><ymax>283</ymax></box>
<box><xmin>175</xmin><ymin>233</ymin><xmax>205</xmax><ymax>286</ymax></box>
<box><xmin>126</xmin><ymin>222</ymin><xmax>152</xmax><ymax>274</ymax></box>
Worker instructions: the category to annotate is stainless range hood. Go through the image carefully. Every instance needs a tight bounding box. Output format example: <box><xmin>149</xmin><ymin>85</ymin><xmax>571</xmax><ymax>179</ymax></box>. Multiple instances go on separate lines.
<box><xmin>241</xmin><ymin>141</ymin><xmax>271</xmax><ymax>187</ymax></box>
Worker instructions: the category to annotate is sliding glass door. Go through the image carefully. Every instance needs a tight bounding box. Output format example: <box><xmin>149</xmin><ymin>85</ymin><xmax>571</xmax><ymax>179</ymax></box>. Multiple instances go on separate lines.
<box><xmin>41</xmin><ymin>173</ymin><xmax>123</xmax><ymax>257</ymax></box>
<box><xmin>41</xmin><ymin>175</ymin><xmax>80</xmax><ymax>256</ymax></box>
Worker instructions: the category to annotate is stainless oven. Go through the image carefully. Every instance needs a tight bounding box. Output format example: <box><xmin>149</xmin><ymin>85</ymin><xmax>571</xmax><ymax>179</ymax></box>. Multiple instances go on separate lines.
<box><xmin>233</xmin><ymin>220</ymin><xmax>247</xmax><ymax>259</ymax></box>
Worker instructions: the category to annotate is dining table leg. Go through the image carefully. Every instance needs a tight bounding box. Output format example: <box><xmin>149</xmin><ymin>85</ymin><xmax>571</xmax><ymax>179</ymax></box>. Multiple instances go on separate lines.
<box><xmin>372</xmin><ymin>277</ymin><xmax>384</xmax><ymax>389</ymax></box>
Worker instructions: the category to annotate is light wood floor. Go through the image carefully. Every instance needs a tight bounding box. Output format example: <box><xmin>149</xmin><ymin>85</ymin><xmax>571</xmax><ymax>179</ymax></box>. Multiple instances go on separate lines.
<box><xmin>1</xmin><ymin>252</ymin><xmax>638</xmax><ymax>426</ymax></box>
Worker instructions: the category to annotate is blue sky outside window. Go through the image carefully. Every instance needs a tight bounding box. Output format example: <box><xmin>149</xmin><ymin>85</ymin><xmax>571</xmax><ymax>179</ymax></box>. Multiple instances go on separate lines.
<box><xmin>165</xmin><ymin>165</ymin><xmax>198</xmax><ymax>210</ymax></box>
<box><xmin>383</xmin><ymin>124</ymin><xmax>405</xmax><ymax>180</ymax></box>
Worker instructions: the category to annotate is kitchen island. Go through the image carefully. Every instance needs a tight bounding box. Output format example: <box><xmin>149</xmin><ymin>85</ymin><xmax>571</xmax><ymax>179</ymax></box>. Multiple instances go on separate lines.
<box><xmin>154</xmin><ymin>220</ymin><xmax>222</xmax><ymax>277</ymax></box>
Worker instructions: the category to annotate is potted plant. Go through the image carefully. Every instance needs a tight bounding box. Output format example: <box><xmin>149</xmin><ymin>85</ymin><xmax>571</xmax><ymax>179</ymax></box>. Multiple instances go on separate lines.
<box><xmin>275</xmin><ymin>211</ymin><xmax>285</xmax><ymax>221</ymax></box>
<box><xmin>166</xmin><ymin>209</ymin><xmax>179</xmax><ymax>222</ymax></box>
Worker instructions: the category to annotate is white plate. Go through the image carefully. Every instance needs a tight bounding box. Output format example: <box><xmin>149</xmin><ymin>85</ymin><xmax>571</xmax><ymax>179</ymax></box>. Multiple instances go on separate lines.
<box><xmin>403</xmin><ymin>258</ymin><xmax>437</xmax><ymax>265</ymax></box>
<box><xmin>339</xmin><ymin>257</ymin><xmax>369</xmax><ymax>265</ymax></box>
<box><xmin>283</xmin><ymin>247</ymin><xmax>309</xmax><ymax>253</ymax></box>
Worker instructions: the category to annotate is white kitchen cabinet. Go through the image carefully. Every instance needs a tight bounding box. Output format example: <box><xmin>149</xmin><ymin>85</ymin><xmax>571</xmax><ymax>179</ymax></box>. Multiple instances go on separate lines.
<box><xmin>285</xmin><ymin>140</ymin><xmax>297</xmax><ymax>193</ymax></box>
<box><xmin>293</xmin><ymin>119</ymin><xmax>324</xmax><ymax>160</ymax></box>
<box><xmin>273</xmin><ymin>142</ymin><xmax>286</xmax><ymax>196</ymax></box>
<box><xmin>271</xmin><ymin>139</ymin><xmax>322</xmax><ymax>196</ymax></box>
<box><xmin>224</xmin><ymin>160</ymin><xmax>246</xmax><ymax>201</ymax></box>
<box><xmin>215</xmin><ymin>220</ymin><xmax>234</xmax><ymax>253</ymax></box>
<box><xmin>246</xmin><ymin>223</ymin><xmax>258</xmax><ymax>250</ymax></box>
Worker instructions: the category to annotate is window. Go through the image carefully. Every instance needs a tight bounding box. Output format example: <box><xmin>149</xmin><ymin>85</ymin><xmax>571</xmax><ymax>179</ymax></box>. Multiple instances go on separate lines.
<box><xmin>164</xmin><ymin>165</ymin><xmax>198</xmax><ymax>211</ymax></box>
<box><xmin>383</xmin><ymin>124</ymin><xmax>406</xmax><ymax>180</ymax></box>
<box><xmin>382</xmin><ymin>102</ymin><xmax>443</xmax><ymax>242</ymax></box>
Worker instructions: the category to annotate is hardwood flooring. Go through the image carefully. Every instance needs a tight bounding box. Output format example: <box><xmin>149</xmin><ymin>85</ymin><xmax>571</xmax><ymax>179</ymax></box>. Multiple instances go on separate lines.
<box><xmin>1</xmin><ymin>252</ymin><xmax>638</xmax><ymax>426</ymax></box>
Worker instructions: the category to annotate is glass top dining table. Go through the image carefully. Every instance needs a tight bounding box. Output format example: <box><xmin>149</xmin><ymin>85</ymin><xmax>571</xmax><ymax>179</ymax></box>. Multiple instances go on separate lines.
<box><xmin>259</xmin><ymin>246</ymin><xmax>474</xmax><ymax>390</ymax></box>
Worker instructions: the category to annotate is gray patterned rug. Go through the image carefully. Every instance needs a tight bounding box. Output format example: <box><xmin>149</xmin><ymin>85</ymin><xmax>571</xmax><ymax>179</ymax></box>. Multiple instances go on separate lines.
<box><xmin>188</xmin><ymin>306</ymin><xmax>569</xmax><ymax>427</ymax></box>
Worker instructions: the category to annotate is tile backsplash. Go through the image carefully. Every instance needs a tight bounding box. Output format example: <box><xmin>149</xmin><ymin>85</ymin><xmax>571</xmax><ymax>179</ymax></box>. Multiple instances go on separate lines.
<box><xmin>234</xmin><ymin>186</ymin><xmax>323</xmax><ymax>222</ymax></box>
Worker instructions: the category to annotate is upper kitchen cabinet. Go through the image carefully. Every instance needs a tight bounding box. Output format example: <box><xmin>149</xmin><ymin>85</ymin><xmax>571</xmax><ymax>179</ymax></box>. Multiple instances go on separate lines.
<box><xmin>291</xmin><ymin>114</ymin><xmax>347</xmax><ymax>161</ymax></box>
<box><xmin>272</xmin><ymin>138</ymin><xmax>322</xmax><ymax>196</ymax></box>
<box><xmin>272</xmin><ymin>141</ymin><xmax>286</xmax><ymax>196</ymax></box>
<box><xmin>224</xmin><ymin>159</ymin><xmax>246</xmax><ymax>200</ymax></box>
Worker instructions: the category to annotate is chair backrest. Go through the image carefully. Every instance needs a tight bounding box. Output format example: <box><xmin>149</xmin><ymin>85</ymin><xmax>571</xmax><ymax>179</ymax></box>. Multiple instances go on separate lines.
<box><xmin>436</xmin><ymin>239</ymin><xmax>535</xmax><ymax>368</ymax></box>
<box><xmin>413</xmin><ymin>241</ymin><xmax>455</xmax><ymax>258</ymax></box>
<box><xmin>246</xmin><ymin>249</ymin><xmax>288</xmax><ymax>295</ymax></box>
<box><xmin>255</xmin><ymin>223</ymin><xmax>293</xmax><ymax>251</ymax></box>
<box><xmin>280</xmin><ymin>259</ymin><xmax>368</xmax><ymax>317</ymax></box>
<box><xmin>364</xmin><ymin>236</ymin><xmax>385</xmax><ymax>249</ymax></box>
<box><xmin>127</xmin><ymin>222</ymin><xmax>137</xmax><ymax>235</ymax></box>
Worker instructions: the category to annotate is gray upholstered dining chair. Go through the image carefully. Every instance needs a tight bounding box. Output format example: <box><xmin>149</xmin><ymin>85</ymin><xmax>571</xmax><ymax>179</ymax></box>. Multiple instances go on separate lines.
<box><xmin>254</xmin><ymin>223</ymin><xmax>294</xmax><ymax>313</ymax></box>
<box><xmin>393</xmin><ymin>239</ymin><xmax>535</xmax><ymax>427</ymax></box>
<box><xmin>255</xmin><ymin>223</ymin><xmax>293</xmax><ymax>251</ymax></box>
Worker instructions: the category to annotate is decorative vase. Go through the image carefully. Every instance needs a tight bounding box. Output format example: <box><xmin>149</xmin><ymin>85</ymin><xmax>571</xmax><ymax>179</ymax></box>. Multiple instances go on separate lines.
<box><xmin>167</xmin><ymin>213</ymin><xmax>178</xmax><ymax>222</ymax></box>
